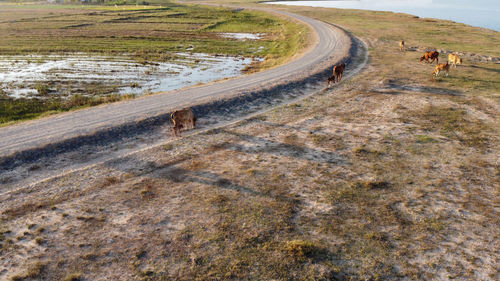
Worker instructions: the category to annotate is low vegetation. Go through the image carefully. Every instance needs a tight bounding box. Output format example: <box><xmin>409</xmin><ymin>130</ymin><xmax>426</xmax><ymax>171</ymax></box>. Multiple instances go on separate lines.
<box><xmin>0</xmin><ymin>1</ymin><xmax>305</xmax><ymax>60</ymax></box>
<box><xmin>0</xmin><ymin>1</ymin><xmax>498</xmax><ymax>280</ymax></box>
<box><xmin>0</xmin><ymin>0</ymin><xmax>308</xmax><ymax>125</ymax></box>
<box><xmin>0</xmin><ymin>94</ymin><xmax>135</xmax><ymax>126</ymax></box>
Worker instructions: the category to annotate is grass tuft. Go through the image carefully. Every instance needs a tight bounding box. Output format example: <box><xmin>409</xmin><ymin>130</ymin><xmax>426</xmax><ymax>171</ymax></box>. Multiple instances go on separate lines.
<box><xmin>63</xmin><ymin>272</ymin><xmax>82</xmax><ymax>281</ymax></box>
<box><xmin>284</xmin><ymin>240</ymin><xmax>318</xmax><ymax>261</ymax></box>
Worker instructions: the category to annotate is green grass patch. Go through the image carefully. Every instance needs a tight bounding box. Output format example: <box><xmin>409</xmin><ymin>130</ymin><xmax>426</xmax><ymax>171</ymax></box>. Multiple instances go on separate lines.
<box><xmin>406</xmin><ymin>105</ymin><xmax>492</xmax><ymax>149</ymax></box>
<box><xmin>0</xmin><ymin>2</ymin><xmax>305</xmax><ymax>60</ymax></box>
<box><xmin>298</xmin><ymin>8</ymin><xmax>500</xmax><ymax>57</ymax></box>
<box><xmin>415</xmin><ymin>135</ymin><xmax>438</xmax><ymax>143</ymax></box>
<box><xmin>0</xmin><ymin>94</ymin><xmax>135</xmax><ymax>126</ymax></box>
<box><xmin>0</xmin><ymin>1</ymin><xmax>308</xmax><ymax>125</ymax></box>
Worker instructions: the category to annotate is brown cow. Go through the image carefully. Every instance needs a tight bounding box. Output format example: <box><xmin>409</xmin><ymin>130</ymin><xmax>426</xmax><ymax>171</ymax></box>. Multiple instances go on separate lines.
<box><xmin>327</xmin><ymin>62</ymin><xmax>346</xmax><ymax>87</ymax></box>
<box><xmin>420</xmin><ymin>51</ymin><xmax>439</xmax><ymax>64</ymax></box>
<box><xmin>170</xmin><ymin>108</ymin><xmax>196</xmax><ymax>136</ymax></box>
<box><xmin>399</xmin><ymin>40</ymin><xmax>405</xmax><ymax>52</ymax></box>
<box><xmin>432</xmin><ymin>62</ymin><xmax>450</xmax><ymax>77</ymax></box>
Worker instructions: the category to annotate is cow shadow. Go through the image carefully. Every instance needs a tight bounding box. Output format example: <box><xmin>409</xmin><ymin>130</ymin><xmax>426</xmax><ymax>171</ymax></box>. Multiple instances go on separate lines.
<box><xmin>161</xmin><ymin>167</ymin><xmax>260</xmax><ymax>196</ymax></box>
<box><xmin>373</xmin><ymin>84</ymin><xmax>463</xmax><ymax>96</ymax></box>
<box><xmin>244</xmin><ymin>120</ymin><xmax>321</xmax><ymax>134</ymax></box>
<box><xmin>105</xmin><ymin>156</ymin><xmax>261</xmax><ymax>196</ymax></box>
<box><xmin>102</xmin><ymin>124</ymin><xmax>345</xmax><ymax>196</ymax></box>
<box><xmin>218</xmin><ymin>129</ymin><xmax>345</xmax><ymax>165</ymax></box>
<box><xmin>100</xmin><ymin>121</ymin><xmax>346</xmax><ymax>200</ymax></box>
<box><xmin>467</xmin><ymin>64</ymin><xmax>500</xmax><ymax>74</ymax></box>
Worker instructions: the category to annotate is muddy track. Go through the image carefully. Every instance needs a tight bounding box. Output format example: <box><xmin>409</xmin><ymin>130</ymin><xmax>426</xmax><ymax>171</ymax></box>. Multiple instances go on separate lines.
<box><xmin>0</xmin><ymin>9</ymin><xmax>365</xmax><ymax>191</ymax></box>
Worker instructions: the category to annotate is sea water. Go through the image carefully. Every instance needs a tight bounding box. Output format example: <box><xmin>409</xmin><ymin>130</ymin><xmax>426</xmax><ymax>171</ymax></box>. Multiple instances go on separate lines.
<box><xmin>266</xmin><ymin>0</ymin><xmax>500</xmax><ymax>32</ymax></box>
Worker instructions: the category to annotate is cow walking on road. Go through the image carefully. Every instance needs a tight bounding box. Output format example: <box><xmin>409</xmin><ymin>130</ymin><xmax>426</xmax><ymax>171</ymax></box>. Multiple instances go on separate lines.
<box><xmin>327</xmin><ymin>62</ymin><xmax>346</xmax><ymax>87</ymax></box>
<box><xmin>170</xmin><ymin>108</ymin><xmax>196</xmax><ymax>136</ymax></box>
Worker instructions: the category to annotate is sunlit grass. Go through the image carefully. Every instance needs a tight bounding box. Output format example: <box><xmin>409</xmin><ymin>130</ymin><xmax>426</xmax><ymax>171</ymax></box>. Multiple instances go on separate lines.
<box><xmin>0</xmin><ymin>1</ymin><xmax>309</xmax><ymax>125</ymax></box>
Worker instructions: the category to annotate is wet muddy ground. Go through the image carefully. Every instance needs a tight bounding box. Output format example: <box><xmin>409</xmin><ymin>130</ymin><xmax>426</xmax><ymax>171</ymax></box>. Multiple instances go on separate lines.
<box><xmin>0</xmin><ymin>52</ymin><xmax>260</xmax><ymax>99</ymax></box>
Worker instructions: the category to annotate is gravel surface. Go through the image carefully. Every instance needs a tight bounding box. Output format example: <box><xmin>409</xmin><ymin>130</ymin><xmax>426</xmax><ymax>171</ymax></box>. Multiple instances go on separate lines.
<box><xmin>0</xmin><ymin>8</ymin><xmax>354</xmax><ymax>190</ymax></box>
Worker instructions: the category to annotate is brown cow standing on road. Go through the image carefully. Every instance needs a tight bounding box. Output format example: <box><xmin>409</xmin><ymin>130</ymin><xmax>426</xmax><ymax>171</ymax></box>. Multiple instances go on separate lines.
<box><xmin>327</xmin><ymin>62</ymin><xmax>346</xmax><ymax>87</ymax></box>
<box><xmin>420</xmin><ymin>51</ymin><xmax>439</xmax><ymax>64</ymax></box>
<box><xmin>170</xmin><ymin>108</ymin><xmax>196</xmax><ymax>136</ymax></box>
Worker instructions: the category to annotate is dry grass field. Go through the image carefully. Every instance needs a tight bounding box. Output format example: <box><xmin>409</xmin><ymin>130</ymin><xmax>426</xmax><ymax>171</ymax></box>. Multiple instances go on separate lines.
<box><xmin>1</xmin><ymin>2</ymin><xmax>499</xmax><ymax>281</ymax></box>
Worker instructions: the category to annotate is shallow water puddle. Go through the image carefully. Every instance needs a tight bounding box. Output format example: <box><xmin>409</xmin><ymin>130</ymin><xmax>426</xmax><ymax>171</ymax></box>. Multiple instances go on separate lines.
<box><xmin>219</xmin><ymin>33</ymin><xmax>265</xmax><ymax>40</ymax></box>
<box><xmin>0</xmin><ymin>53</ymin><xmax>259</xmax><ymax>98</ymax></box>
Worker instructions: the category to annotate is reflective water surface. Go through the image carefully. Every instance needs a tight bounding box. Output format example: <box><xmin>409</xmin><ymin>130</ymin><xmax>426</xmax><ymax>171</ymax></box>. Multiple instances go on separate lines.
<box><xmin>266</xmin><ymin>0</ymin><xmax>500</xmax><ymax>31</ymax></box>
<box><xmin>0</xmin><ymin>53</ymin><xmax>258</xmax><ymax>98</ymax></box>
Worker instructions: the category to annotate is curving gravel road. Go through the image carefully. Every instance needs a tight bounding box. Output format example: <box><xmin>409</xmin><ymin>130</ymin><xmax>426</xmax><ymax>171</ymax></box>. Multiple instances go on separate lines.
<box><xmin>0</xmin><ymin>8</ymin><xmax>351</xmax><ymax>161</ymax></box>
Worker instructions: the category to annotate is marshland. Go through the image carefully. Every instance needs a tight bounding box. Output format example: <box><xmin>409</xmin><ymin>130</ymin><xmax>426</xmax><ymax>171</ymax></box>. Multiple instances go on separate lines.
<box><xmin>0</xmin><ymin>1</ymin><xmax>306</xmax><ymax>125</ymax></box>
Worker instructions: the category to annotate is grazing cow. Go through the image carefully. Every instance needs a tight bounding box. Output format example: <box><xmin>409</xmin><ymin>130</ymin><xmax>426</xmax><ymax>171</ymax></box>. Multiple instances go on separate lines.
<box><xmin>170</xmin><ymin>108</ymin><xmax>196</xmax><ymax>136</ymax></box>
<box><xmin>327</xmin><ymin>62</ymin><xmax>346</xmax><ymax>87</ymax></box>
<box><xmin>448</xmin><ymin>53</ymin><xmax>462</xmax><ymax>68</ymax></box>
<box><xmin>432</xmin><ymin>62</ymin><xmax>450</xmax><ymax>77</ymax></box>
<box><xmin>399</xmin><ymin>40</ymin><xmax>405</xmax><ymax>51</ymax></box>
<box><xmin>420</xmin><ymin>51</ymin><xmax>439</xmax><ymax>64</ymax></box>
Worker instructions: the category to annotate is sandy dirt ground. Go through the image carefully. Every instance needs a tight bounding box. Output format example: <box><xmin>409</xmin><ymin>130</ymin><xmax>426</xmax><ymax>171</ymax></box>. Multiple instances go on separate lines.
<box><xmin>1</xmin><ymin>4</ymin><xmax>499</xmax><ymax>281</ymax></box>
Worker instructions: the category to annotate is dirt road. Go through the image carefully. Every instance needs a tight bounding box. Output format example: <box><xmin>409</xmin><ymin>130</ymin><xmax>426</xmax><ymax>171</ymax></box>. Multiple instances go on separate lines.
<box><xmin>0</xmin><ymin>8</ymin><xmax>350</xmax><ymax>159</ymax></box>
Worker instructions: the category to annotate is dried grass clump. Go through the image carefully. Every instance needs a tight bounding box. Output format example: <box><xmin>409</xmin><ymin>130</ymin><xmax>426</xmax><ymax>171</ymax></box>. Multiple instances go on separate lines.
<box><xmin>284</xmin><ymin>240</ymin><xmax>317</xmax><ymax>261</ymax></box>
<box><xmin>10</xmin><ymin>262</ymin><xmax>46</xmax><ymax>281</ymax></box>
<box><xmin>63</xmin><ymin>272</ymin><xmax>82</xmax><ymax>281</ymax></box>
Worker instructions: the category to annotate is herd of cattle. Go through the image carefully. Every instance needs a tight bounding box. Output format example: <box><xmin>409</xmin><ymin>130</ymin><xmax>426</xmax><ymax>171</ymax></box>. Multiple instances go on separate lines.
<box><xmin>169</xmin><ymin>40</ymin><xmax>465</xmax><ymax>137</ymax></box>
<box><xmin>420</xmin><ymin>50</ymin><xmax>462</xmax><ymax>77</ymax></box>
<box><xmin>404</xmin><ymin>40</ymin><xmax>463</xmax><ymax>77</ymax></box>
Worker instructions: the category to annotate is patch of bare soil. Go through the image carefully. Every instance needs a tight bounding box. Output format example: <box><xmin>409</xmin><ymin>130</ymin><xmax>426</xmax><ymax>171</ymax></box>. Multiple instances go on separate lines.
<box><xmin>1</xmin><ymin>8</ymin><xmax>500</xmax><ymax>279</ymax></box>
<box><xmin>1</xmin><ymin>33</ymin><xmax>499</xmax><ymax>279</ymax></box>
<box><xmin>0</xmin><ymin>30</ymin><xmax>364</xmax><ymax>193</ymax></box>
